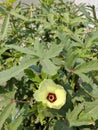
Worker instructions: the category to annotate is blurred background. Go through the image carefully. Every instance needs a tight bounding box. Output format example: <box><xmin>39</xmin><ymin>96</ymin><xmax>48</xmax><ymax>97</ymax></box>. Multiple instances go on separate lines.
<box><xmin>0</xmin><ymin>0</ymin><xmax>98</xmax><ymax>17</ymax></box>
<box><xmin>16</xmin><ymin>0</ymin><xmax>98</xmax><ymax>17</ymax></box>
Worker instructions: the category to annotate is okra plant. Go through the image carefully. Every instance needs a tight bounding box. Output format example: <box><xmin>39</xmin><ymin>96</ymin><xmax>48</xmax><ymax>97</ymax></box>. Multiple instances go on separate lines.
<box><xmin>0</xmin><ymin>0</ymin><xmax>98</xmax><ymax>129</ymax></box>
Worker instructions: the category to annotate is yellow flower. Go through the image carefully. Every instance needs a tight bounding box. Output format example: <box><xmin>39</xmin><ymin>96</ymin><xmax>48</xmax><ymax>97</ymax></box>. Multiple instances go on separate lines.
<box><xmin>34</xmin><ymin>79</ymin><xmax>66</xmax><ymax>109</ymax></box>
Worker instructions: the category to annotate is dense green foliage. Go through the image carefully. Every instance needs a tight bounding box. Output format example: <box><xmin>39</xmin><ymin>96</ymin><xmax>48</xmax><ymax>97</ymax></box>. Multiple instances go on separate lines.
<box><xmin>0</xmin><ymin>0</ymin><xmax>98</xmax><ymax>129</ymax></box>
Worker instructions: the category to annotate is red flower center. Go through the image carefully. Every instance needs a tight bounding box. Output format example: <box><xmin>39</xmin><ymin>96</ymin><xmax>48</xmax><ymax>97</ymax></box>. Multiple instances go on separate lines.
<box><xmin>47</xmin><ymin>93</ymin><xmax>57</xmax><ymax>103</ymax></box>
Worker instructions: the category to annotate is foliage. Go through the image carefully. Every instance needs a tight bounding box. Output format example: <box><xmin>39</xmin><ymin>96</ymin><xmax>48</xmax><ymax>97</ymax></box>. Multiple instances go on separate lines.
<box><xmin>0</xmin><ymin>0</ymin><xmax>98</xmax><ymax>129</ymax></box>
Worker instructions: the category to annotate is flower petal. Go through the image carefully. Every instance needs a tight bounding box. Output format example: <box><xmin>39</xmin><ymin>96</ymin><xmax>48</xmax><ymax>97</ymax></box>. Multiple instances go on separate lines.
<box><xmin>34</xmin><ymin>89</ymin><xmax>47</xmax><ymax>103</ymax></box>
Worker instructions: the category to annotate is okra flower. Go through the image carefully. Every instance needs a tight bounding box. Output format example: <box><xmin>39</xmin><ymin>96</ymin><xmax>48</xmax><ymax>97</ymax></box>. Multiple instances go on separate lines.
<box><xmin>34</xmin><ymin>79</ymin><xmax>66</xmax><ymax>109</ymax></box>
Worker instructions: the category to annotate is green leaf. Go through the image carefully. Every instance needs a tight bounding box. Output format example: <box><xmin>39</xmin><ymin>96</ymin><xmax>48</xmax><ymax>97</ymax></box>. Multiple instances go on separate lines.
<box><xmin>0</xmin><ymin>102</ymin><xmax>15</xmax><ymax>129</ymax></box>
<box><xmin>24</xmin><ymin>68</ymin><xmax>41</xmax><ymax>83</ymax></box>
<box><xmin>0</xmin><ymin>91</ymin><xmax>15</xmax><ymax>108</ymax></box>
<box><xmin>64</xmin><ymin>48</ymin><xmax>77</xmax><ymax>70</ymax></box>
<box><xmin>34</xmin><ymin>41</ymin><xmax>63</xmax><ymax>60</ymax></box>
<box><xmin>41</xmin><ymin>2</ymin><xmax>50</xmax><ymax>13</ymax></box>
<box><xmin>10</xmin><ymin>10</ymin><xmax>31</xmax><ymax>22</ymax></box>
<box><xmin>79</xmin><ymin>100</ymin><xmax>98</xmax><ymax>123</ymax></box>
<box><xmin>41</xmin><ymin>59</ymin><xmax>58</xmax><ymax>75</ymax></box>
<box><xmin>0</xmin><ymin>46</ymin><xmax>8</xmax><ymax>55</ymax></box>
<box><xmin>56</xmin><ymin>31</ymin><xmax>67</xmax><ymax>43</ymax></box>
<box><xmin>77</xmin><ymin>73</ymin><xmax>92</xmax><ymax>84</ymax></box>
<box><xmin>5</xmin><ymin>45</ymin><xmax>34</xmax><ymax>55</ymax></box>
<box><xmin>0</xmin><ymin>57</ymin><xmax>38</xmax><ymax>84</ymax></box>
<box><xmin>74</xmin><ymin>60</ymin><xmax>98</xmax><ymax>74</ymax></box>
<box><xmin>70</xmin><ymin>17</ymin><xmax>86</xmax><ymax>25</ymax></box>
<box><xmin>0</xmin><ymin>5</ymin><xmax>7</xmax><ymax>15</ymax></box>
<box><xmin>45</xmin><ymin>44</ymin><xmax>63</xmax><ymax>59</ymax></box>
<box><xmin>66</xmin><ymin>104</ymin><xmax>84</xmax><ymax>127</ymax></box>
<box><xmin>79</xmin><ymin>5</ymin><xmax>92</xmax><ymax>20</ymax></box>
<box><xmin>54</xmin><ymin>120</ymin><xmax>73</xmax><ymax>130</ymax></box>
<box><xmin>8</xmin><ymin>104</ymin><xmax>29</xmax><ymax>130</ymax></box>
<box><xmin>67</xmin><ymin>101</ymin><xmax>98</xmax><ymax>127</ymax></box>
<box><xmin>33</xmin><ymin>41</ymin><xmax>45</xmax><ymax>59</ymax></box>
<box><xmin>91</xmin><ymin>84</ymin><xmax>98</xmax><ymax>99</ymax></box>
<box><xmin>8</xmin><ymin>114</ymin><xmax>23</xmax><ymax>130</ymax></box>
<box><xmin>0</xmin><ymin>14</ymin><xmax>10</xmax><ymax>40</ymax></box>
<box><xmin>86</xmin><ymin>30</ymin><xmax>98</xmax><ymax>48</ymax></box>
